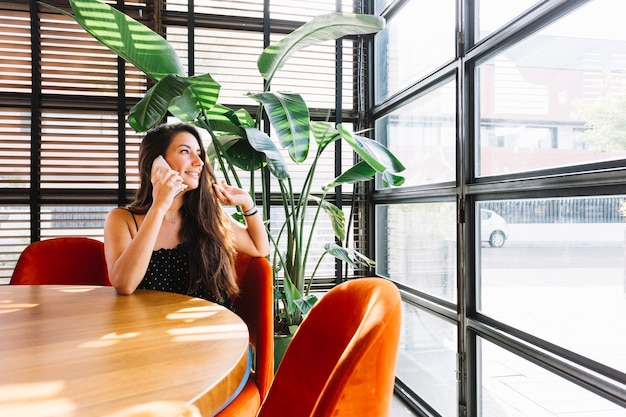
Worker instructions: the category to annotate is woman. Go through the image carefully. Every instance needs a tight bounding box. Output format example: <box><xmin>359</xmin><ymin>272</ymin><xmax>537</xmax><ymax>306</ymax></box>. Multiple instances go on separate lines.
<box><xmin>104</xmin><ymin>123</ymin><xmax>269</xmax><ymax>309</ymax></box>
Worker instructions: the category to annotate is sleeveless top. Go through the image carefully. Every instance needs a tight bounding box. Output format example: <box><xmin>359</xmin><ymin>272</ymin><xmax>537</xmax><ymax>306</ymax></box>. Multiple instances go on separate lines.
<box><xmin>127</xmin><ymin>210</ymin><xmax>234</xmax><ymax>311</ymax></box>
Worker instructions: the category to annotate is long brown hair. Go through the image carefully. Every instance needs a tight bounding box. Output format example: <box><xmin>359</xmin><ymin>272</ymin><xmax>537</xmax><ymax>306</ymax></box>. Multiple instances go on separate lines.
<box><xmin>128</xmin><ymin>123</ymin><xmax>238</xmax><ymax>300</ymax></box>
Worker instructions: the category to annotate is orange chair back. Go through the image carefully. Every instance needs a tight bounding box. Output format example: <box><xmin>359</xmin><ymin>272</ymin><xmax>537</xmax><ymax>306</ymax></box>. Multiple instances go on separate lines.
<box><xmin>232</xmin><ymin>253</ymin><xmax>275</xmax><ymax>400</ymax></box>
<box><xmin>10</xmin><ymin>237</ymin><xmax>111</xmax><ymax>286</ymax></box>
<box><xmin>257</xmin><ymin>277</ymin><xmax>401</xmax><ymax>417</ymax></box>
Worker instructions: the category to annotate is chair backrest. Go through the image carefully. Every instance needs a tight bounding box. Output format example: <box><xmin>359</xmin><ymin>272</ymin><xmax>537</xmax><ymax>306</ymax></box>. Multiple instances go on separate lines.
<box><xmin>10</xmin><ymin>237</ymin><xmax>111</xmax><ymax>286</ymax></box>
<box><xmin>257</xmin><ymin>277</ymin><xmax>401</xmax><ymax>417</ymax></box>
<box><xmin>232</xmin><ymin>253</ymin><xmax>274</xmax><ymax>401</ymax></box>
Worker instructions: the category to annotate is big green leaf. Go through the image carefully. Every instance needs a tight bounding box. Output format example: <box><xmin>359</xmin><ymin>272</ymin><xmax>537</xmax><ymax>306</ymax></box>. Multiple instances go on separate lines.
<box><xmin>282</xmin><ymin>274</ymin><xmax>302</xmax><ymax>317</ymax></box>
<box><xmin>381</xmin><ymin>171</ymin><xmax>406</xmax><ymax>188</ymax></box>
<box><xmin>128</xmin><ymin>74</ymin><xmax>191</xmax><ymax>131</ymax></box>
<box><xmin>209</xmin><ymin>135</ymin><xmax>266</xmax><ymax>172</ymax></box>
<box><xmin>249</xmin><ymin>92</ymin><xmax>310</xmax><ymax>163</ymax></box>
<box><xmin>323</xmin><ymin>160</ymin><xmax>377</xmax><ymax>191</ymax></box>
<box><xmin>168</xmin><ymin>74</ymin><xmax>221</xmax><ymax>124</ymax></box>
<box><xmin>337</xmin><ymin>124</ymin><xmax>406</xmax><ymax>174</ymax></box>
<box><xmin>244</xmin><ymin>127</ymin><xmax>290</xmax><ymax>180</ymax></box>
<box><xmin>324</xmin><ymin>243</ymin><xmax>375</xmax><ymax>268</ymax></box>
<box><xmin>311</xmin><ymin>121</ymin><xmax>341</xmax><ymax>151</ymax></box>
<box><xmin>128</xmin><ymin>73</ymin><xmax>221</xmax><ymax>131</ymax></box>
<box><xmin>66</xmin><ymin>0</ymin><xmax>184</xmax><ymax>80</ymax></box>
<box><xmin>258</xmin><ymin>12</ymin><xmax>385</xmax><ymax>85</ymax></box>
<box><xmin>293</xmin><ymin>294</ymin><xmax>319</xmax><ymax>316</ymax></box>
<box><xmin>310</xmin><ymin>195</ymin><xmax>346</xmax><ymax>241</ymax></box>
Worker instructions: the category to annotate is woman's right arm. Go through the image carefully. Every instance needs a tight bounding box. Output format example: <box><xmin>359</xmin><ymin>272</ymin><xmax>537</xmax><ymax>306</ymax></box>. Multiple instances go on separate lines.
<box><xmin>103</xmin><ymin>207</ymin><xmax>165</xmax><ymax>295</ymax></box>
<box><xmin>104</xmin><ymin>166</ymin><xmax>186</xmax><ymax>295</ymax></box>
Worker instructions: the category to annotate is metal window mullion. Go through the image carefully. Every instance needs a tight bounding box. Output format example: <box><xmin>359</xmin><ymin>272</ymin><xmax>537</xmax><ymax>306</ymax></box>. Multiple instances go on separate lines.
<box><xmin>116</xmin><ymin>0</ymin><xmax>127</xmax><ymax>206</ymax></box>
<box><xmin>334</xmin><ymin>0</ymin><xmax>344</xmax><ymax>284</ymax></box>
<box><xmin>30</xmin><ymin>0</ymin><xmax>41</xmax><ymax>242</ymax></box>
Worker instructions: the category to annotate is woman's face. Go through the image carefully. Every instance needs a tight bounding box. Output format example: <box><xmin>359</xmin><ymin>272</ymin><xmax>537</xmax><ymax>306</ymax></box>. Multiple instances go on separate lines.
<box><xmin>163</xmin><ymin>131</ymin><xmax>205</xmax><ymax>191</ymax></box>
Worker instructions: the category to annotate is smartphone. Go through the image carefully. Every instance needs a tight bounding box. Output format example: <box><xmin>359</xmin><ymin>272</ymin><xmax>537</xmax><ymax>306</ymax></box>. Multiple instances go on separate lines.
<box><xmin>151</xmin><ymin>155</ymin><xmax>171</xmax><ymax>177</ymax></box>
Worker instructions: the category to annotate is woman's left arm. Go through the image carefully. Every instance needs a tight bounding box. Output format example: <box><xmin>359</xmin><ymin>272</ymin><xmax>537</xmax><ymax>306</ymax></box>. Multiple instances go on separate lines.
<box><xmin>214</xmin><ymin>181</ymin><xmax>270</xmax><ymax>257</ymax></box>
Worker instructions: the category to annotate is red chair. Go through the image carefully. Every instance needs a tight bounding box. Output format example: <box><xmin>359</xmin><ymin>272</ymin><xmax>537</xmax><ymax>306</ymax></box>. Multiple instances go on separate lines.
<box><xmin>215</xmin><ymin>253</ymin><xmax>274</xmax><ymax>417</ymax></box>
<box><xmin>256</xmin><ymin>277</ymin><xmax>401</xmax><ymax>417</ymax></box>
<box><xmin>10</xmin><ymin>237</ymin><xmax>111</xmax><ymax>286</ymax></box>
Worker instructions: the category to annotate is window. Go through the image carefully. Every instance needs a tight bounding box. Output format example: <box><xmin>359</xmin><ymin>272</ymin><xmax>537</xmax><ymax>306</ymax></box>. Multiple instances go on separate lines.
<box><xmin>374</xmin><ymin>0</ymin><xmax>626</xmax><ymax>415</ymax></box>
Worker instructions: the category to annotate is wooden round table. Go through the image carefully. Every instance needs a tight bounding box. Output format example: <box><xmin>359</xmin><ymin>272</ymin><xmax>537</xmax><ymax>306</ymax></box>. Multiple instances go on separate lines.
<box><xmin>0</xmin><ymin>285</ymin><xmax>250</xmax><ymax>417</ymax></box>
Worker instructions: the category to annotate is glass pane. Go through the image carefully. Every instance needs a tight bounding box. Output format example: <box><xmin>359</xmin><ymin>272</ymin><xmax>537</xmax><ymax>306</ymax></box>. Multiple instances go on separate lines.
<box><xmin>376</xmin><ymin>202</ymin><xmax>457</xmax><ymax>302</ymax></box>
<box><xmin>476</xmin><ymin>0</ymin><xmax>626</xmax><ymax>176</ymax></box>
<box><xmin>475</xmin><ymin>0</ymin><xmax>540</xmax><ymax>41</ymax></box>
<box><xmin>268</xmin><ymin>205</ymin><xmax>338</xmax><ymax>283</ymax></box>
<box><xmin>374</xmin><ymin>0</ymin><xmax>456</xmax><ymax>103</ymax></box>
<box><xmin>375</xmin><ymin>79</ymin><xmax>456</xmax><ymax>188</ymax></box>
<box><xmin>396</xmin><ymin>303</ymin><xmax>457</xmax><ymax>417</ymax></box>
<box><xmin>0</xmin><ymin>205</ymin><xmax>29</xmax><ymax>284</ymax></box>
<box><xmin>40</xmin><ymin>205</ymin><xmax>114</xmax><ymax>240</ymax></box>
<box><xmin>480</xmin><ymin>338</ymin><xmax>625</xmax><ymax>417</ymax></box>
<box><xmin>374</xmin><ymin>0</ymin><xmax>393</xmax><ymax>15</ymax></box>
<box><xmin>477</xmin><ymin>197</ymin><xmax>626</xmax><ymax>373</ymax></box>
<box><xmin>40</xmin><ymin>111</ymin><xmax>119</xmax><ymax>190</ymax></box>
<box><xmin>0</xmin><ymin>108</ymin><xmax>30</xmax><ymax>189</ymax></box>
<box><xmin>167</xmin><ymin>27</ymin><xmax>264</xmax><ymax>107</ymax></box>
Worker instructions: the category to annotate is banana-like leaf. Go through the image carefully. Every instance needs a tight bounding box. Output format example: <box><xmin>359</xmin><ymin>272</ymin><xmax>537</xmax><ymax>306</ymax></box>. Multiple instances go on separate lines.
<box><xmin>208</xmin><ymin>135</ymin><xmax>266</xmax><ymax>172</ymax></box>
<box><xmin>243</xmin><ymin>127</ymin><xmax>290</xmax><ymax>180</ymax></box>
<box><xmin>311</xmin><ymin>121</ymin><xmax>341</xmax><ymax>151</ymax></box>
<box><xmin>294</xmin><ymin>294</ymin><xmax>318</xmax><ymax>316</ymax></box>
<box><xmin>66</xmin><ymin>0</ymin><xmax>184</xmax><ymax>80</ymax></box>
<box><xmin>172</xmin><ymin>73</ymin><xmax>221</xmax><ymax>118</ymax></box>
<box><xmin>129</xmin><ymin>73</ymin><xmax>221</xmax><ymax>131</ymax></box>
<box><xmin>323</xmin><ymin>160</ymin><xmax>376</xmax><ymax>191</ymax></box>
<box><xmin>258</xmin><ymin>12</ymin><xmax>385</xmax><ymax>85</ymax></box>
<box><xmin>282</xmin><ymin>273</ymin><xmax>318</xmax><ymax>318</ymax></box>
<box><xmin>128</xmin><ymin>74</ymin><xmax>191</xmax><ymax>131</ymax></box>
<box><xmin>232</xmin><ymin>108</ymin><xmax>256</xmax><ymax>128</ymax></box>
<box><xmin>249</xmin><ymin>91</ymin><xmax>310</xmax><ymax>163</ymax></box>
<box><xmin>324</xmin><ymin>242</ymin><xmax>375</xmax><ymax>268</ymax></box>
<box><xmin>381</xmin><ymin>170</ymin><xmax>406</xmax><ymax>188</ymax></box>
<box><xmin>310</xmin><ymin>195</ymin><xmax>345</xmax><ymax>241</ymax></box>
<box><xmin>169</xmin><ymin>87</ymin><xmax>202</xmax><ymax>123</ymax></box>
<box><xmin>282</xmin><ymin>274</ymin><xmax>302</xmax><ymax>317</ymax></box>
<box><xmin>337</xmin><ymin>124</ymin><xmax>406</xmax><ymax>174</ymax></box>
<box><xmin>204</xmin><ymin>104</ymin><xmax>245</xmax><ymax>127</ymax></box>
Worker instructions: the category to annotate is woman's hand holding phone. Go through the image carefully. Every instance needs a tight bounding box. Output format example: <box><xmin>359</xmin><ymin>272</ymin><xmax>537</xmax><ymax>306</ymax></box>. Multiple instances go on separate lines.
<box><xmin>151</xmin><ymin>156</ymin><xmax>187</xmax><ymax>204</ymax></box>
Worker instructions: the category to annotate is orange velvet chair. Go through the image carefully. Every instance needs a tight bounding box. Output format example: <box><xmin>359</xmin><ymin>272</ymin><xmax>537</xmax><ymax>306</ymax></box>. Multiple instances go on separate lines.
<box><xmin>256</xmin><ymin>277</ymin><xmax>401</xmax><ymax>417</ymax></box>
<box><xmin>10</xmin><ymin>237</ymin><xmax>111</xmax><ymax>286</ymax></box>
<box><xmin>215</xmin><ymin>253</ymin><xmax>275</xmax><ymax>417</ymax></box>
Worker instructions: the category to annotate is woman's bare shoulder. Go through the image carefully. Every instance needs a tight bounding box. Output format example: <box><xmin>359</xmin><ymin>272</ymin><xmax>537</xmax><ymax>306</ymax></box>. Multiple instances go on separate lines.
<box><xmin>106</xmin><ymin>207</ymin><xmax>143</xmax><ymax>231</ymax></box>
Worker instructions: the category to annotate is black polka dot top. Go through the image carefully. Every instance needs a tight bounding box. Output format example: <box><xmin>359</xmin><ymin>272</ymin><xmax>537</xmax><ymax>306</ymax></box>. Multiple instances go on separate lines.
<box><xmin>137</xmin><ymin>243</ymin><xmax>234</xmax><ymax>311</ymax></box>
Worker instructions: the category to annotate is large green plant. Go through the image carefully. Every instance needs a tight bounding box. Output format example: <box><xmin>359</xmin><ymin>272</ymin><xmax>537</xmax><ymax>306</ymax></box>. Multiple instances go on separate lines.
<box><xmin>47</xmin><ymin>0</ymin><xmax>406</xmax><ymax>329</ymax></box>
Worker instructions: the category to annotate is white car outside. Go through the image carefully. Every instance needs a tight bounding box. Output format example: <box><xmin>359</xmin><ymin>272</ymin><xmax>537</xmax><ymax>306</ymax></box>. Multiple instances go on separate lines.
<box><xmin>481</xmin><ymin>209</ymin><xmax>509</xmax><ymax>248</ymax></box>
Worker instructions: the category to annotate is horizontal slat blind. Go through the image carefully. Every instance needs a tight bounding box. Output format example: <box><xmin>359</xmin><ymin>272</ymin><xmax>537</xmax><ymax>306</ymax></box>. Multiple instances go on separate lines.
<box><xmin>40</xmin><ymin>12</ymin><xmax>120</xmax><ymax>96</ymax></box>
<box><xmin>165</xmin><ymin>0</ymin><xmax>264</xmax><ymax>17</ymax></box>
<box><xmin>270</xmin><ymin>0</ymin><xmax>360</xmax><ymax>20</ymax></box>
<box><xmin>0</xmin><ymin>109</ymin><xmax>31</xmax><ymax>189</ymax></box>
<box><xmin>0</xmin><ymin>8</ymin><xmax>31</xmax><ymax>94</ymax></box>
<box><xmin>40</xmin><ymin>111</ymin><xmax>120</xmax><ymax>189</ymax></box>
<box><xmin>40</xmin><ymin>205</ymin><xmax>115</xmax><ymax>240</ymax></box>
<box><xmin>0</xmin><ymin>205</ymin><xmax>30</xmax><ymax>284</ymax></box>
<box><xmin>0</xmin><ymin>5</ymin><xmax>31</xmax><ymax>192</ymax></box>
<box><xmin>166</xmin><ymin>27</ymin><xmax>265</xmax><ymax>105</ymax></box>
<box><xmin>269</xmin><ymin>38</ymin><xmax>358</xmax><ymax>110</ymax></box>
